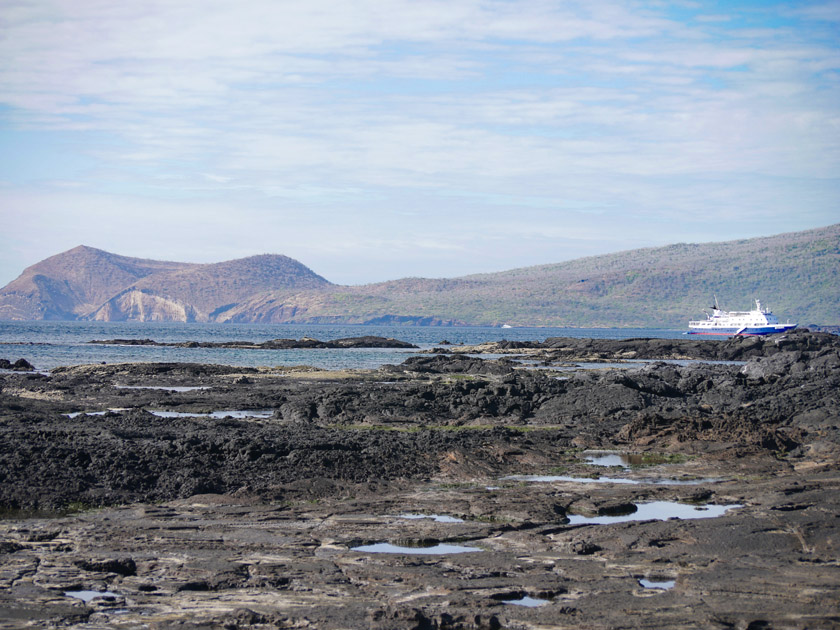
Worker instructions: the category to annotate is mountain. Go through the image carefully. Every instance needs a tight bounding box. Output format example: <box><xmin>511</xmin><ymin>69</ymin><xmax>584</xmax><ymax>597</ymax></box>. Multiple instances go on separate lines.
<box><xmin>0</xmin><ymin>246</ymin><xmax>195</xmax><ymax>320</ymax></box>
<box><xmin>1</xmin><ymin>224</ymin><xmax>837</xmax><ymax>326</ymax></box>
<box><xmin>89</xmin><ymin>255</ymin><xmax>331</xmax><ymax>322</ymax></box>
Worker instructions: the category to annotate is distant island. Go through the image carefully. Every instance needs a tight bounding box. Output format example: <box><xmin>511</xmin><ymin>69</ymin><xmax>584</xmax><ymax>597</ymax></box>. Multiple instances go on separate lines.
<box><xmin>1</xmin><ymin>224</ymin><xmax>837</xmax><ymax>327</ymax></box>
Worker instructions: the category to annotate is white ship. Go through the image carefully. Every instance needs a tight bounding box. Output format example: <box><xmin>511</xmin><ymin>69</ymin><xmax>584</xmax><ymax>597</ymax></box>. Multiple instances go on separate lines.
<box><xmin>688</xmin><ymin>298</ymin><xmax>796</xmax><ymax>336</ymax></box>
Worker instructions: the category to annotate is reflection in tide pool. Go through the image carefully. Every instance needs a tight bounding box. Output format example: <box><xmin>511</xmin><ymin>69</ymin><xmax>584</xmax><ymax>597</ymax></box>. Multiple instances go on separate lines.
<box><xmin>583</xmin><ymin>451</ymin><xmax>641</xmax><ymax>468</ymax></box>
<box><xmin>65</xmin><ymin>408</ymin><xmax>128</xmax><ymax>418</ymax></box>
<box><xmin>398</xmin><ymin>513</ymin><xmax>465</xmax><ymax>523</ymax></box>
<box><xmin>639</xmin><ymin>579</ymin><xmax>676</xmax><ymax>590</ymax></box>
<box><xmin>115</xmin><ymin>385</ymin><xmax>210</xmax><ymax>392</ymax></box>
<box><xmin>352</xmin><ymin>542</ymin><xmax>482</xmax><ymax>554</ymax></box>
<box><xmin>503</xmin><ymin>474</ymin><xmax>715</xmax><ymax>486</ymax></box>
<box><xmin>65</xmin><ymin>590</ymin><xmax>119</xmax><ymax>602</ymax></box>
<box><xmin>502</xmin><ymin>595</ymin><xmax>550</xmax><ymax>607</ymax></box>
<box><xmin>149</xmin><ymin>409</ymin><xmax>273</xmax><ymax>419</ymax></box>
<box><xmin>568</xmin><ymin>501</ymin><xmax>741</xmax><ymax>525</ymax></box>
<box><xmin>66</xmin><ymin>409</ymin><xmax>275</xmax><ymax>419</ymax></box>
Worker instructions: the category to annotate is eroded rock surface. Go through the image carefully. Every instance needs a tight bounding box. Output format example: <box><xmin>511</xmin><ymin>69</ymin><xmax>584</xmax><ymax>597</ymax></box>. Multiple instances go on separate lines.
<box><xmin>1</xmin><ymin>331</ymin><xmax>838</xmax><ymax>628</ymax></box>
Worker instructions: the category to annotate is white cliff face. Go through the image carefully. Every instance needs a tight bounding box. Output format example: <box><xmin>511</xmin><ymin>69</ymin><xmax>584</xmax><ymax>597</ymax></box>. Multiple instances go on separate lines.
<box><xmin>91</xmin><ymin>290</ymin><xmax>207</xmax><ymax>322</ymax></box>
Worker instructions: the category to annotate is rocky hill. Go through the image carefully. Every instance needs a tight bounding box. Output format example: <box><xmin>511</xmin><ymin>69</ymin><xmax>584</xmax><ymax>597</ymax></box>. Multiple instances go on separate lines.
<box><xmin>0</xmin><ymin>246</ymin><xmax>195</xmax><ymax>320</ymax></box>
<box><xmin>0</xmin><ymin>248</ymin><xmax>331</xmax><ymax>322</ymax></box>
<box><xmin>89</xmin><ymin>255</ymin><xmax>331</xmax><ymax>322</ymax></box>
<box><xmin>1</xmin><ymin>224</ymin><xmax>837</xmax><ymax>326</ymax></box>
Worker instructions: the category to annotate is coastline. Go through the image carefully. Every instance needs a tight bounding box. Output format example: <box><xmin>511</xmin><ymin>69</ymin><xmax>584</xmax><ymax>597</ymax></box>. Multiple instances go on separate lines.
<box><xmin>1</xmin><ymin>330</ymin><xmax>838</xmax><ymax>628</ymax></box>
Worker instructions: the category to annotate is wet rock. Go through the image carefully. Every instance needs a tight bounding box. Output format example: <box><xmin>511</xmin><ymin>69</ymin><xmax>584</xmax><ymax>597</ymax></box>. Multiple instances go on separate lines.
<box><xmin>676</xmin><ymin>489</ymin><xmax>714</xmax><ymax>503</ymax></box>
<box><xmin>570</xmin><ymin>540</ymin><xmax>601</xmax><ymax>555</ymax></box>
<box><xmin>0</xmin><ymin>358</ymin><xmax>34</xmax><ymax>371</ymax></box>
<box><xmin>482</xmin><ymin>330</ymin><xmax>840</xmax><ymax>362</ymax></box>
<box><xmin>75</xmin><ymin>557</ymin><xmax>136</xmax><ymax>576</ymax></box>
<box><xmin>383</xmin><ymin>354</ymin><xmax>514</xmax><ymax>376</ymax></box>
<box><xmin>597</xmin><ymin>502</ymin><xmax>638</xmax><ymax>517</ymax></box>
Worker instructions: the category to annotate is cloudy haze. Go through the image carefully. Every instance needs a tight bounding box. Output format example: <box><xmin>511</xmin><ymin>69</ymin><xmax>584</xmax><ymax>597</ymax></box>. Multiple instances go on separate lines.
<box><xmin>1</xmin><ymin>0</ymin><xmax>838</xmax><ymax>286</ymax></box>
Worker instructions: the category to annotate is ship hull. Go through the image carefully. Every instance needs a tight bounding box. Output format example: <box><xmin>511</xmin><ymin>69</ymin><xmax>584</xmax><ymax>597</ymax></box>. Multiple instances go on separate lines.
<box><xmin>687</xmin><ymin>324</ymin><xmax>797</xmax><ymax>336</ymax></box>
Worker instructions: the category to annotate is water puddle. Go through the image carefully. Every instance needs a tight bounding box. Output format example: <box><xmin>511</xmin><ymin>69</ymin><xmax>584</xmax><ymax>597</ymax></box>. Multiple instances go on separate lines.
<box><xmin>503</xmin><ymin>474</ymin><xmax>714</xmax><ymax>486</ymax></box>
<box><xmin>398</xmin><ymin>513</ymin><xmax>465</xmax><ymax>523</ymax></box>
<box><xmin>64</xmin><ymin>590</ymin><xmax>119</xmax><ymax>603</ymax></box>
<box><xmin>148</xmin><ymin>409</ymin><xmax>273</xmax><ymax>419</ymax></box>
<box><xmin>115</xmin><ymin>385</ymin><xmax>210</xmax><ymax>392</ymax></box>
<box><xmin>502</xmin><ymin>595</ymin><xmax>550</xmax><ymax>607</ymax></box>
<box><xmin>567</xmin><ymin>501</ymin><xmax>741</xmax><ymax>525</ymax></box>
<box><xmin>351</xmin><ymin>542</ymin><xmax>482</xmax><ymax>555</ymax></box>
<box><xmin>65</xmin><ymin>408</ymin><xmax>129</xmax><ymax>418</ymax></box>
<box><xmin>583</xmin><ymin>450</ymin><xmax>642</xmax><ymax>468</ymax></box>
<box><xmin>639</xmin><ymin>579</ymin><xmax>676</xmax><ymax>590</ymax></box>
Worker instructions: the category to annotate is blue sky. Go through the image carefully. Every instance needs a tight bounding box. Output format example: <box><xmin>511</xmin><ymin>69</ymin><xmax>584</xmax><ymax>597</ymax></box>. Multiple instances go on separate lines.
<box><xmin>1</xmin><ymin>0</ymin><xmax>838</xmax><ymax>287</ymax></box>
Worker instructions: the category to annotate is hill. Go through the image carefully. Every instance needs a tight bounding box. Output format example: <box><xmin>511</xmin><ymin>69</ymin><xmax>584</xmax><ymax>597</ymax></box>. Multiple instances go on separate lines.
<box><xmin>0</xmin><ymin>246</ymin><xmax>195</xmax><ymax>320</ymax></box>
<box><xmin>349</xmin><ymin>224</ymin><xmax>840</xmax><ymax>327</ymax></box>
<box><xmin>89</xmin><ymin>255</ymin><xmax>331</xmax><ymax>322</ymax></box>
<box><xmin>220</xmin><ymin>224</ymin><xmax>840</xmax><ymax>327</ymax></box>
<box><xmin>0</xmin><ymin>225</ymin><xmax>837</xmax><ymax>326</ymax></box>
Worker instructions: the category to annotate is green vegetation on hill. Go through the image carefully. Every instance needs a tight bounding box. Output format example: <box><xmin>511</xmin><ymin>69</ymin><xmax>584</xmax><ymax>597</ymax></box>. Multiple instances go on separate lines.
<box><xmin>1</xmin><ymin>225</ymin><xmax>838</xmax><ymax>326</ymax></box>
<box><xmin>237</xmin><ymin>224</ymin><xmax>838</xmax><ymax>327</ymax></box>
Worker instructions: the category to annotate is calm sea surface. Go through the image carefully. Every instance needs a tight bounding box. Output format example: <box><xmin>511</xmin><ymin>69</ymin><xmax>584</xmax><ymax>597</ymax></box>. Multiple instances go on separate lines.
<box><xmin>0</xmin><ymin>321</ymin><xmax>686</xmax><ymax>371</ymax></box>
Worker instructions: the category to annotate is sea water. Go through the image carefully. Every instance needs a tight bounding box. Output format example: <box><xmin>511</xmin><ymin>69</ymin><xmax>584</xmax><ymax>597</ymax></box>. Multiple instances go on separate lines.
<box><xmin>0</xmin><ymin>321</ymin><xmax>686</xmax><ymax>371</ymax></box>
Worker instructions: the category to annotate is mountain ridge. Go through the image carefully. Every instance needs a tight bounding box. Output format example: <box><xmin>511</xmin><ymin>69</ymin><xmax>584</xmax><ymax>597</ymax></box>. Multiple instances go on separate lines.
<box><xmin>1</xmin><ymin>225</ymin><xmax>838</xmax><ymax>326</ymax></box>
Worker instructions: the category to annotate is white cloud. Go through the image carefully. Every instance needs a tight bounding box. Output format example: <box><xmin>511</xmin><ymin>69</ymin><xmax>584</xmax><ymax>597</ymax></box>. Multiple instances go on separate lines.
<box><xmin>0</xmin><ymin>1</ymin><xmax>838</xmax><ymax>286</ymax></box>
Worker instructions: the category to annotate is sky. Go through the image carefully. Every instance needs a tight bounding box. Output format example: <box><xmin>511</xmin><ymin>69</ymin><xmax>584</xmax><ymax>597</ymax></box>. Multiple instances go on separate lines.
<box><xmin>1</xmin><ymin>0</ymin><xmax>838</xmax><ymax>287</ymax></box>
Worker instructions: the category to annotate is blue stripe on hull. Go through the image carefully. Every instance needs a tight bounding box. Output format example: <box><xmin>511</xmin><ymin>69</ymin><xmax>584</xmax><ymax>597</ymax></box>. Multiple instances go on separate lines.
<box><xmin>687</xmin><ymin>325</ymin><xmax>796</xmax><ymax>336</ymax></box>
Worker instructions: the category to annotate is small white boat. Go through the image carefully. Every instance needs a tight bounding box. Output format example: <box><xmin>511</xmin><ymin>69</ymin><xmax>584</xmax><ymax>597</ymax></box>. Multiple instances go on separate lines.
<box><xmin>688</xmin><ymin>298</ymin><xmax>796</xmax><ymax>336</ymax></box>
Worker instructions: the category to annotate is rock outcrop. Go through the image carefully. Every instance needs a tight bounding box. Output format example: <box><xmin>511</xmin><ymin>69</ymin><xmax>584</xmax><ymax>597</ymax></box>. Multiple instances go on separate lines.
<box><xmin>2</xmin><ymin>331</ymin><xmax>838</xmax><ymax>510</ymax></box>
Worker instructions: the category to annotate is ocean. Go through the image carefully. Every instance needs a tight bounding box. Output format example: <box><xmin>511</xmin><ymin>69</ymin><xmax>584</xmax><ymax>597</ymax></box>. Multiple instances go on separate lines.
<box><xmin>0</xmin><ymin>321</ymin><xmax>686</xmax><ymax>371</ymax></box>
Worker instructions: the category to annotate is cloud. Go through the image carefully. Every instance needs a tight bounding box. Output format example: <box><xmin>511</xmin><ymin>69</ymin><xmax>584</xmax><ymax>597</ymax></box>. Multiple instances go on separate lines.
<box><xmin>0</xmin><ymin>1</ymin><xmax>838</xmax><ymax>286</ymax></box>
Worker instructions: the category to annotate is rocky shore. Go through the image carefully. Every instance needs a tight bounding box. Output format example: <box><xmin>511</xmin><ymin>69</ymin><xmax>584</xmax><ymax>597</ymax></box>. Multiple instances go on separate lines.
<box><xmin>89</xmin><ymin>335</ymin><xmax>419</xmax><ymax>349</ymax></box>
<box><xmin>432</xmin><ymin>329</ymin><xmax>839</xmax><ymax>361</ymax></box>
<box><xmin>1</xmin><ymin>330</ymin><xmax>838</xmax><ymax>628</ymax></box>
